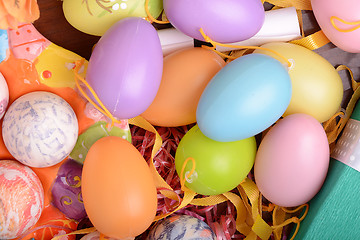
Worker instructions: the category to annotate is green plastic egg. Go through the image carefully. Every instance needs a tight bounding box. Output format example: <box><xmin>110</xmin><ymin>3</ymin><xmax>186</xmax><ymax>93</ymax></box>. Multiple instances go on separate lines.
<box><xmin>175</xmin><ymin>125</ymin><xmax>257</xmax><ymax>195</ymax></box>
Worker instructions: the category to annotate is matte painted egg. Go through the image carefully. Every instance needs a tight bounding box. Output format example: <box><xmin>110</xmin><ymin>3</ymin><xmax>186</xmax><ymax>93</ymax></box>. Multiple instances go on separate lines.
<box><xmin>86</xmin><ymin>17</ymin><xmax>163</xmax><ymax>119</ymax></box>
<box><xmin>311</xmin><ymin>0</ymin><xmax>360</xmax><ymax>53</ymax></box>
<box><xmin>147</xmin><ymin>215</ymin><xmax>216</xmax><ymax>240</ymax></box>
<box><xmin>2</xmin><ymin>91</ymin><xmax>79</xmax><ymax>168</ymax></box>
<box><xmin>175</xmin><ymin>125</ymin><xmax>257</xmax><ymax>195</ymax></box>
<box><xmin>254</xmin><ymin>42</ymin><xmax>343</xmax><ymax>122</ymax></box>
<box><xmin>254</xmin><ymin>114</ymin><xmax>330</xmax><ymax>207</ymax></box>
<box><xmin>196</xmin><ymin>53</ymin><xmax>292</xmax><ymax>142</ymax></box>
<box><xmin>141</xmin><ymin>48</ymin><xmax>225</xmax><ymax>127</ymax></box>
<box><xmin>0</xmin><ymin>160</ymin><xmax>44</xmax><ymax>239</ymax></box>
<box><xmin>63</xmin><ymin>0</ymin><xmax>163</xmax><ymax>36</ymax></box>
<box><xmin>164</xmin><ymin>0</ymin><xmax>265</xmax><ymax>43</ymax></box>
<box><xmin>0</xmin><ymin>72</ymin><xmax>9</xmax><ymax>119</ymax></box>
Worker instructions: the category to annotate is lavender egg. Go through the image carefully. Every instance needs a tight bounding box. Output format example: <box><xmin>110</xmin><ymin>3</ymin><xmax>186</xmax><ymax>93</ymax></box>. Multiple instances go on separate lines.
<box><xmin>163</xmin><ymin>0</ymin><xmax>265</xmax><ymax>43</ymax></box>
<box><xmin>147</xmin><ymin>215</ymin><xmax>216</xmax><ymax>240</ymax></box>
<box><xmin>2</xmin><ymin>91</ymin><xmax>79</xmax><ymax>168</ymax></box>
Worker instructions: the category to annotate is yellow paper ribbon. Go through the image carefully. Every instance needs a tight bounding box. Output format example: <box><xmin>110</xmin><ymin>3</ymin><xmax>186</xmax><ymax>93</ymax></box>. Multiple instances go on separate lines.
<box><xmin>265</xmin><ymin>0</ymin><xmax>312</xmax><ymax>10</ymax></box>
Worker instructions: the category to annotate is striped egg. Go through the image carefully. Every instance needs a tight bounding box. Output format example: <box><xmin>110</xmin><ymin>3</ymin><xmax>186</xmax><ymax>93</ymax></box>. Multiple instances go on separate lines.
<box><xmin>0</xmin><ymin>160</ymin><xmax>44</xmax><ymax>239</ymax></box>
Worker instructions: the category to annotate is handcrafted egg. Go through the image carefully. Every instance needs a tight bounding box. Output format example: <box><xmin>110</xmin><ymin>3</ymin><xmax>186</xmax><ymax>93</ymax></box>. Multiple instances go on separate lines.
<box><xmin>142</xmin><ymin>48</ymin><xmax>225</xmax><ymax>127</ymax></box>
<box><xmin>82</xmin><ymin>136</ymin><xmax>157</xmax><ymax>239</ymax></box>
<box><xmin>175</xmin><ymin>125</ymin><xmax>257</xmax><ymax>195</ymax></box>
<box><xmin>51</xmin><ymin>159</ymin><xmax>86</xmax><ymax>221</ymax></box>
<box><xmin>311</xmin><ymin>0</ymin><xmax>360</xmax><ymax>53</ymax></box>
<box><xmin>2</xmin><ymin>91</ymin><xmax>79</xmax><ymax>168</ymax></box>
<box><xmin>0</xmin><ymin>72</ymin><xmax>9</xmax><ymax>119</ymax></box>
<box><xmin>63</xmin><ymin>0</ymin><xmax>163</xmax><ymax>36</ymax></box>
<box><xmin>86</xmin><ymin>17</ymin><xmax>163</xmax><ymax>119</ymax></box>
<box><xmin>80</xmin><ymin>231</ymin><xmax>117</xmax><ymax>240</ymax></box>
<box><xmin>164</xmin><ymin>0</ymin><xmax>265</xmax><ymax>43</ymax></box>
<box><xmin>254</xmin><ymin>42</ymin><xmax>343</xmax><ymax>123</ymax></box>
<box><xmin>196</xmin><ymin>53</ymin><xmax>292</xmax><ymax>142</ymax></box>
<box><xmin>0</xmin><ymin>160</ymin><xmax>44</xmax><ymax>239</ymax></box>
<box><xmin>147</xmin><ymin>215</ymin><xmax>216</xmax><ymax>240</ymax></box>
<box><xmin>254</xmin><ymin>114</ymin><xmax>330</xmax><ymax>207</ymax></box>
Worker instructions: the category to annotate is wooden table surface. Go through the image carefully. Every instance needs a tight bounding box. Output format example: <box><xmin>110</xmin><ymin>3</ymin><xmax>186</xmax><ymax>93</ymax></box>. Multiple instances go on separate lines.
<box><xmin>34</xmin><ymin>0</ymin><xmax>101</xmax><ymax>60</ymax></box>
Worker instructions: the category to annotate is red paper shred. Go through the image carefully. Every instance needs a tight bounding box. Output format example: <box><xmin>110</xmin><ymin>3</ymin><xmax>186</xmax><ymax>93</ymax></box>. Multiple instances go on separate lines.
<box><xmin>130</xmin><ymin>124</ymin><xmax>243</xmax><ymax>239</ymax></box>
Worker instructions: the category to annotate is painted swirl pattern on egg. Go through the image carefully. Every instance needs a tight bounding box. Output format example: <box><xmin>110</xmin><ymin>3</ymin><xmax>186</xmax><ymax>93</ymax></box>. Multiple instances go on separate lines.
<box><xmin>0</xmin><ymin>160</ymin><xmax>44</xmax><ymax>239</ymax></box>
<box><xmin>147</xmin><ymin>215</ymin><xmax>216</xmax><ymax>240</ymax></box>
<box><xmin>2</xmin><ymin>91</ymin><xmax>79</xmax><ymax>168</ymax></box>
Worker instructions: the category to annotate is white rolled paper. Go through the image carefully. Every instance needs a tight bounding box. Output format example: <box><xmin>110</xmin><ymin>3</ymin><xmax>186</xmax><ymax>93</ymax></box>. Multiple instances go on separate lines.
<box><xmin>158</xmin><ymin>7</ymin><xmax>302</xmax><ymax>56</ymax></box>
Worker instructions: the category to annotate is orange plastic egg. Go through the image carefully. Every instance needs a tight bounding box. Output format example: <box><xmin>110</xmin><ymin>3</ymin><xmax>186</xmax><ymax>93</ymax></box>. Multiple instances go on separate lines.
<box><xmin>81</xmin><ymin>136</ymin><xmax>157</xmax><ymax>239</ymax></box>
<box><xmin>141</xmin><ymin>47</ymin><xmax>225</xmax><ymax>127</ymax></box>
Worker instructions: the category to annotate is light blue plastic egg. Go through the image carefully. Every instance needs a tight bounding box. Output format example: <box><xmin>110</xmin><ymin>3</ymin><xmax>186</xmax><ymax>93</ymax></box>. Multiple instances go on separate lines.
<box><xmin>196</xmin><ymin>53</ymin><xmax>292</xmax><ymax>142</ymax></box>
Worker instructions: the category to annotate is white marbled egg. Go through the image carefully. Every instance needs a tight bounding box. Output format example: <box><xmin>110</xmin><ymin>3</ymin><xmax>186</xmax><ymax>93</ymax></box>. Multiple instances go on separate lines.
<box><xmin>2</xmin><ymin>91</ymin><xmax>79</xmax><ymax>168</ymax></box>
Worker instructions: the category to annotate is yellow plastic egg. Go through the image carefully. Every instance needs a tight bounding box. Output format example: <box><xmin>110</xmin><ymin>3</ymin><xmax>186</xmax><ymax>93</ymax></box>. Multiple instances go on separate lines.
<box><xmin>62</xmin><ymin>0</ymin><xmax>163</xmax><ymax>36</ymax></box>
<box><xmin>254</xmin><ymin>42</ymin><xmax>343</xmax><ymax>123</ymax></box>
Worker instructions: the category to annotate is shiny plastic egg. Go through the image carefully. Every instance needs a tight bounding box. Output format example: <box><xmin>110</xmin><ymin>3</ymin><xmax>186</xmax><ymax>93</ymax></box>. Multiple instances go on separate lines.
<box><xmin>0</xmin><ymin>160</ymin><xmax>44</xmax><ymax>239</ymax></box>
<box><xmin>196</xmin><ymin>53</ymin><xmax>292</xmax><ymax>142</ymax></box>
<box><xmin>86</xmin><ymin>17</ymin><xmax>163</xmax><ymax>119</ymax></box>
<box><xmin>82</xmin><ymin>136</ymin><xmax>157</xmax><ymax>239</ymax></box>
<box><xmin>141</xmin><ymin>48</ymin><xmax>225</xmax><ymax>127</ymax></box>
<box><xmin>254</xmin><ymin>42</ymin><xmax>343</xmax><ymax>122</ymax></box>
<box><xmin>311</xmin><ymin>0</ymin><xmax>360</xmax><ymax>53</ymax></box>
<box><xmin>63</xmin><ymin>0</ymin><xmax>163</xmax><ymax>36</ymax></box>
<box><xmin>175</xmin><ymin>125</ymin><xmax>257</xmax><ymax>195</ymax></box>
<box><xmin>163</xmin><ymin>0</ymin><xmax>265</xmax><ymax>43</ymax></box>
<box><xmin>2</xmin><ymin>91</ymin><xmax>79</xmax><ymax>168</ymax></box>
<box><xmin>254</xmin><ymin>114</ymin><xmax>330</xmax><ymax>207</ymax></box>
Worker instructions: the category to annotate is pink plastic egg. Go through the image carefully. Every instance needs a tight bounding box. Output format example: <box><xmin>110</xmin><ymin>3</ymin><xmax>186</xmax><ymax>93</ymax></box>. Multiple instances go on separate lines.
<box><xmin>254</xmin><ymin>114</ymin><xmax>329</xmax><ymax>207</ymax></box>
<box><xmin>163</xmin><ymin>0</ymin><xmax>265</xmax><ymax>43</ymax></box>
<box><xmin>311</xmin><ymin>0</ymin><xmax>360</xmax><ymax>53</ymax></box>
<box><xmin>0</xmin><ymin>160</ymin><xmax>44</xmax><ymax>239</ymax></box>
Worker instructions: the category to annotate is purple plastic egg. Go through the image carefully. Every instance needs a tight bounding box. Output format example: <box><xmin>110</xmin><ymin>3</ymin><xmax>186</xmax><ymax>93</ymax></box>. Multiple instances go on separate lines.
<box><xmin>86</xmin><ymin>17</ymin><xmax>163</xmax><ymax>119</ymax></box>
<box><xmin>164</xmin><ymin>0</ymin><xmax>265</xmax><ymax>43</ymax></box>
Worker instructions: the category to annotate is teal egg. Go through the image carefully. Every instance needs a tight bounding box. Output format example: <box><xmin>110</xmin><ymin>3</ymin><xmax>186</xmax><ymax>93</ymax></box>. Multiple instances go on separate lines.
<box><xmin>196</xmin><ymin>53</ymin><xmax>292</xmax><ymax>142</ymax></box>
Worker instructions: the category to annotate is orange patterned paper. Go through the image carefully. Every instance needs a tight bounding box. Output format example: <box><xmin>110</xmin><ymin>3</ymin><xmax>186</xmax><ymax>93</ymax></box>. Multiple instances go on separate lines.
<box><xmin>0</xmin><ymin>0</ymin><xmax>40</xmax><ymax>29</ymax></box>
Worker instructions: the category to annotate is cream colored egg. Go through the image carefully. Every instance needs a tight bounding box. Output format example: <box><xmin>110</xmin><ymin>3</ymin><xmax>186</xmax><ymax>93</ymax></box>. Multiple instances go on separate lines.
<box><xmin>254</xmin><ymin>42</ymin><xmax>343</xmax><ymax>123</ymax></box>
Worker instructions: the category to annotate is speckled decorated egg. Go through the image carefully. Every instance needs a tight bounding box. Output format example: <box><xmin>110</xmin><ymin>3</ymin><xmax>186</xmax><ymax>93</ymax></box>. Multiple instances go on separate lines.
<box><xmin>2</xmin><ymin>91</ymin><xmax>79</xmax><ymax>168</ymax></box>
<box><xmin>0</xmin><ymin>72</ymin><xmax>9</xmax><ymax>119</ymax></box>
<box><xmin>80</xmin><ymin>231</ymin><xmax>117</xmax><ymax>240</ymax></box>
<box><xmin>0</xmin><ymin>160</ymin><xmax>44</xmax><ymax>239</ymax></box>
<box><xmin>147</xmin><ymin>215</ymin><xmax>216</xmax><ymax>240</ymax></box>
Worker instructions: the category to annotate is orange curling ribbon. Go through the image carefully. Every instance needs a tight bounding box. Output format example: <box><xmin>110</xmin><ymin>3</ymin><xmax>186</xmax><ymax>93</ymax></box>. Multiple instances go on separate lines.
<box><xmin>199</xmin><ymin>28</ymin><xmax>293</xmax><ymax>67</ymax></box>
<box><xmin>145</xmin><ymin>0</ymin><xmax>169</xmax><ymax>24</ymax></box>
<box><xmin>331</xmin><ymin>16</ymin><xmax>360</xmax><ymax>33</ymax></box>
<box><xmin>324</xmin><ymin>65</ymin><xmax>360</xmax><ymax>151</ymax></box>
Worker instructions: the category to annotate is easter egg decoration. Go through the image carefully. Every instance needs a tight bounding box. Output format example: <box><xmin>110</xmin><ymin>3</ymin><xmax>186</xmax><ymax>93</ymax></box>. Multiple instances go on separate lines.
<box><xmin>0</xmin><ymin>29</ymin><xmax>9</xmax><ymax>63</ymax></box>
<box><xmin>147</xmin><ymin>215</ymin><xmax>216</xmax><ymax>240</ymax></box>
<box><xmin>2</xmin><ymin>91</ymin><xmax>79</xmax><ymax>168</ymax></box>
<box><xmin>254</xmin><ymin>113</ymin><xmax>330</xmax><ymax>207</ymax></box>
<box><xmin>51</xmin><ymin>159</ymin><xmax>86</xmax><ymax>221</ymax></box>
<box><xmin>311</xmin><ymin>0</ymin><xmax>360</xmax><ymax>53</ymax></box>
<box><xmin>0</xmin><ymin>160</ymin><xmax>44</xmax><ymax>239</ymax></box>
<box><xmin>62</xmin><ymin>0</ymin><xmax>163</xmax><ymax>36</ymax></box>
<box><xmin>82</xmin><ymin>136</ymin><xmax>157</xmax><ymax>239</ymax></box>
<box><xmin>0</xmin><ymin>72</ymin><xmax>9</xmax><ymax>119</ymax></box>
<box><xmin>163</xmin><ymin>0</ymin><xmax>265</xmax><ymax>43</ymax></box>
<box><xmin>196</xmin><ymin>53</ymin><xmax>292</xmax><ymax>142</ymax></box>
<box><xmin>175</xmin><ymin>125</ymin><xmax>257</xmax><ymax>196</ymax></box>
<box><xmin>254</xmin><ymin>42</ymin><xmax>343</xmax><ymax>123</ymax></box>
<box><xmin>142</xmin><ymin>48</ymin><xmax>225</xmax><ymax>127</ymax></box>
<box><xmin>86</xmin><ymin>17</ymin><xmax>163</xmax><ymax>119</ymax></box>
<box><xmin>80</xmin><ymin>231</ymin><xmax>118</xmax><ymax>240</ymax></box>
